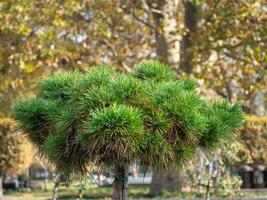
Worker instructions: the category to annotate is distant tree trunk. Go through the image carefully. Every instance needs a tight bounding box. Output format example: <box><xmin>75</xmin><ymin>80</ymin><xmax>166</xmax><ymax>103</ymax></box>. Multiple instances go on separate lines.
<box><xmin>150</xmin><ymin>0</ymin><xmax>195</xmax><ymax>194</ymax></box>
<box><xmin>150</xmin><ymin>170</ymin><xmax>183</xmax><ymax>194</ymax></box>
<box><xmin>35</xmin><ymin>156</ymin><xmax>48</xmax><ymax>191</ymax></box>
<box><xmin>52</xmin><ymin>181</ymin><xmax>59</xmax><ymax>200</ymax></box>
<box><xmin>0</xmin><ymin>172</ymin><xmax>3</xmax><ymax>200</ymax></box>
<box><xmin>153</xmin><ymin>0</ymin><xmax>181</xmax><ymax>70</ymax></box>
<box><xmin>112</xmin><ymin>165</ymin><xmax>128</xmax><ymax>200</ymax></box>
<box><xmin>250</xmin><ymin>91</ymin><xmax>266</xmax><ymax>116</ymax></box>
<box><xmin>205</xmin><ymin>163</ymin><xmax>212</xmax><ymax>200</ymax></box>
<box><xmin>182</xmin><ymin>0</ymin><xmax>197</xmax><ymax>74</ymax></box>
<box><xmin>51</xmin><ymin>173</ymin><xmax>63</xmax><ymax>200</ymax></box>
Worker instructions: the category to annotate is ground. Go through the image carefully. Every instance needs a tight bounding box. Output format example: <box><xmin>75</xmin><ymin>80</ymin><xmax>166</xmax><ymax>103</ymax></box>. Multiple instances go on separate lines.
<box><xmin>4</xmin><ymin>184</ymin><xmax>267</xmax><ymax>200</ymax></box>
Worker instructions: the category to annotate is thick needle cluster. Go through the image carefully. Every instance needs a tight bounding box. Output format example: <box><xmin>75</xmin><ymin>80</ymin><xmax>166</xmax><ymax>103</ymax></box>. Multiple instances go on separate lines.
<box><xmin>14</xmin><ymin>60</ymin><xmax>244</xmax><ymax>175</ymax></box>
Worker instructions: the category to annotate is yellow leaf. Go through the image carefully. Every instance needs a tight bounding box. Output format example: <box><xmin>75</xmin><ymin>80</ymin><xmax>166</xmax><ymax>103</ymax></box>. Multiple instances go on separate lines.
<box><xmin>20</xmin><ymin>60</ymin><xmax>36</xmax><ymax>73</ymax></box>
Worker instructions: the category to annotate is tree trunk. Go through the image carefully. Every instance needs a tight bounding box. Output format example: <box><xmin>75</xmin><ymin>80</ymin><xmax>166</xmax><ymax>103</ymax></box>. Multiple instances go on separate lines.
<box><xmin>182</xmin><ymin>0</ymin><xmax>197</xmax><ymax>73</ymax></box>
<box><xmin>0</xmin><ymin>172</ymin><xmax>3</xmax><ymax>200</ymax></box>
<box><xmin>150</xmin><ymin>0</ymin><xmax>186</xmax><ymax>194</ymax></box>
<box><xmin>150</xmin><ymin>170</ymin><xmax>183</xmax><ymax>194</ymax></box>
<box><xmin>153</xmin><ymin>0</ymin><xmax>181</xmax><ymax>70</ymax></box>
<box><xmin>250</xmin><ymin>91</ymin><xmax>266</xmax><ymax>116</ymax></box>
<box><xmin>112</xmin><ymin>165</ymin><xmax>128</xmax><ymax>200</ymax></box>
<box><xmin>52</xmin><ymin>181</ymin><xmax>59</xmax><ymax>200</ymax></box>
<box><xmin>36</xmin><ymin>156</ymin><xmax>49</xmax><ymax>191</ymax></box>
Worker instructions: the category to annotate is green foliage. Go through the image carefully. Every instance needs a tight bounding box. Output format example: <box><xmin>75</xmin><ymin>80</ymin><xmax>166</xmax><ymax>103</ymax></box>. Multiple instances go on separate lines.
<box><xmin>14</xmin><ymin>98</ymin><xmax>58</xmax><ymax>147</ymax></box>
<box><xmin>39</xmin><ymin>71</ymin><xmax>83</xmax><ymax>102</ymax></box>
<box><xmin>108</xmin><ymin>74</ymin><xmax>143</xmax><ymax>104</ymax></box>
<box><xmin>200</xmin><ymin>102</ymin><xmax>244</xmax><ymax>149</ymax></box>
<box><xmin>44</xmin><ymin>134</ymin><xmax>90</xmax><ymax>174</ymax></box>
<box><xmin>133</xmin><ymin>60</ymin><xmax>176</xmax><ymax>82</ymax></box>
<box><xmin>84</xmin><ymin>66</ymin><xmax>116</xmax><ymax>87</ymax></box>
<box><xmin>44</xmin><ymin>134</ymin><xmax>66</xmax><ymax>162</ymax></box>
<box><xmin>13</xmin><ymin>60</ymin><xmax>244</xmax><ymax>176</ymax></box>
<box><xmin>78</xmin><ymin>104</ymin><xmax>144</xmax><ymax>167</ymax></box>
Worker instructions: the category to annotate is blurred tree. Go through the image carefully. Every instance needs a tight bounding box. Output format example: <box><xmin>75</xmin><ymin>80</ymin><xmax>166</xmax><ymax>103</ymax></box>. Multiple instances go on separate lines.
<box><xmin>192</xmin><ymin>115</ymin><xmax>267</xmax><ymax>199</ymax></box>
<box><xmin>0</xmin><ymin>0</ymin><xmax>153</xmax><ymax>116</ymax></box>
<box><xmin>14</xmin><ymin>61</ymin><xmax>244</xmax><ymax>200</ymax></box>
<box><xmin>223</xmin><ymin>115</ymin><xmax>267</xmax><ymax>167</ymax></box>
<box><xmin>188</xmin><ymin>116</ymin><xmax>267</xmax><ymax>200</ymax></box>
<box><xmin>0</xmin><ymin>118</ymin><xmax>33</xmax><ymax>200</ymax></box>
<box><xmin>192</xmin><ymin>0</ymin><xmax>267</xmax><ymax>112</ymax></box>
<box><xmin>118</xmin><ymin>0</ymin><xmax>267</xmax><ymax>109</ymax></box>
<box><xmin>1</xmin><ymin>0</ymin><xmax>266</xmax><ymax>113</ymax></box>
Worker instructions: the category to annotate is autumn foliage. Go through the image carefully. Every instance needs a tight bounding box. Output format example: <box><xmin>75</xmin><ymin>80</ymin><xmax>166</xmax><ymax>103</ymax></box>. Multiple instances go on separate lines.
<box><xmin>0</xmin><ymin>118</ymin><xmax>32</xmax><ymax>175</ymax></box>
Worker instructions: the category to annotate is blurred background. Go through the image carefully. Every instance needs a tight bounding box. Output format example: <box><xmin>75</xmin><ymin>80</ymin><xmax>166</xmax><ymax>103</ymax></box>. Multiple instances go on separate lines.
<box><xmin>0</xmin><ymin>0</ymin><xmax>266</xmax><ymax>199</ymax></box>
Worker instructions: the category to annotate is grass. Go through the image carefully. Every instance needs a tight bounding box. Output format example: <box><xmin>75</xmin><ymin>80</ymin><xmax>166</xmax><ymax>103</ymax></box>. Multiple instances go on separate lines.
<box><xmin>3</xmin><ymin>183</ymin><xmax>204</xmax><ymax>200</ymax></box>
<box><xmin>4</xmin><ymin>183</ymin><xmax>153</xmax><ymax>200</ymax></box>
<box><xmin>4</xmin><ymin>182</ymin><xmax>267</xmax><ymax>200</ymax></box>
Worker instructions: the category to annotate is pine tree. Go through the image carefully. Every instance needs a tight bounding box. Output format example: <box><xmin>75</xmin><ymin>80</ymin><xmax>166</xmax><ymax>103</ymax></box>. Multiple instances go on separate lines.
<box><xmin>13</xmin><ymin>60</ymin><xmax>244</xmax><ymax>200</ymax></box>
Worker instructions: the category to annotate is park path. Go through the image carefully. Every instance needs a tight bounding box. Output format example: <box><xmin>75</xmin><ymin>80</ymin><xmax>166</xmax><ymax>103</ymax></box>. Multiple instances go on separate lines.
<box><xmin>5</xmin><ymin>193</ymin><xmax>49</xmax><ymax>200</ymax></box>
<box><xmin>4</xmin><ymin>195</ymin><xmax>267</xmax><ymax>200</ymax></box>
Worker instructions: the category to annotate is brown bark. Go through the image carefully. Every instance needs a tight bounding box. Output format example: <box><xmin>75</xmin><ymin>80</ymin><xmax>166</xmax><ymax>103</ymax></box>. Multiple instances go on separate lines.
<box><xmin>112</xmin><ymin>165</ymin><xmax>128</xmax><ymax>200</ymax></box>
<box><xmin>0</xmin><ymin>172</ymin><xmax>3</xmax><ymax>200</ymax></box>
<box><xmin>150</xmin><ymin>170</ymin><xmax>183</xmax><ymax>194</ymax></box>
<box><xmin>250</xmin><ymin>91</ymin><xmax>266</xmax><ymax>116</ymax></box>
<box><xmin>182</xmin><ymin>0</ymin><xmax>197</xmax><ymax>73</ymax></box>
<box><xmin>152</xmin><ymin>0</ymin><xmax>181</xmax><ymax>70</ymax></box>
<box><xmin>150</xmin><ymin>0</ymin><xmax>189</xmax><ymax>194</ymax></box>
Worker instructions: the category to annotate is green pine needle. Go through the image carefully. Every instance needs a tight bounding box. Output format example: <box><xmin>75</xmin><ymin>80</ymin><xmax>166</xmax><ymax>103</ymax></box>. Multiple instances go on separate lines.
<box><xmin>13</xmin><ymin>60</ymin><xmax>245</xmax><ymax>175</ymax></box>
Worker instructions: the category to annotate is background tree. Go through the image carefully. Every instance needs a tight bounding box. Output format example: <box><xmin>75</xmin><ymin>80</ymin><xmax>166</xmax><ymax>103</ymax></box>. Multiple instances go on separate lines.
<box><xmin>0</xmin><ymin>0</ymin><xmax>154</xmax><ymax>116</ymax></box>
<box><xmin>0</xmin><ymin>118</ymin><xmax>33</xmax><ymax>200</ymax></box>
<box><xmin>223</xmin><ymin>115</ymin><xmax>267</xmax><ymax>167</ymax></box>
<box><xmin>14</xmin><ymin>60</ymin><xmax>244</xmax><ymax>200</ymax></box>
<box><xmin>191</xmin><ymin>0</ymin><xmax>267</xmax><ymax>113</ymax></box>
<box><xmin>1</xmin><ymin>0</ymin><xmax>266</xmax><ymax>114</ymax></box>
<box><xmin>188</xmin><ymin>115</ymin><xmax>267</xmax><ymax>200</ymax></box>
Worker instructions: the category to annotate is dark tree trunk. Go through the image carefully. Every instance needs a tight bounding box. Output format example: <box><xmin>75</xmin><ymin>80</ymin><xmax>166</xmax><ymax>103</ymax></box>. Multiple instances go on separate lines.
<box><xmin>0</xmin><ymin>172</ymin><xmax>3</xmax><ymax>200</ymax></box>
<box><xmin>182</xmin><ymin>0</ymin><xmax>197</xmax><ymax>74</ymax></box>
<box><xmin>150</xmin><ymin>170</ymin><xmax>183</xmax><ymax>194</ymax></box>
<box><xmin>112</xmin><ymin>165</ymin><xmax>128</xmax><ymax>200</ymax></box>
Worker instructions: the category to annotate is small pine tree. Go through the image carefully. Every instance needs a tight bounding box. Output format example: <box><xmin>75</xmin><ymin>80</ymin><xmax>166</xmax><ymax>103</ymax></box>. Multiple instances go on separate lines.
<box><xmin>13</xmin><ymin>60</ymin><xmax>244</xmax><ymax>200</ymax></box>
